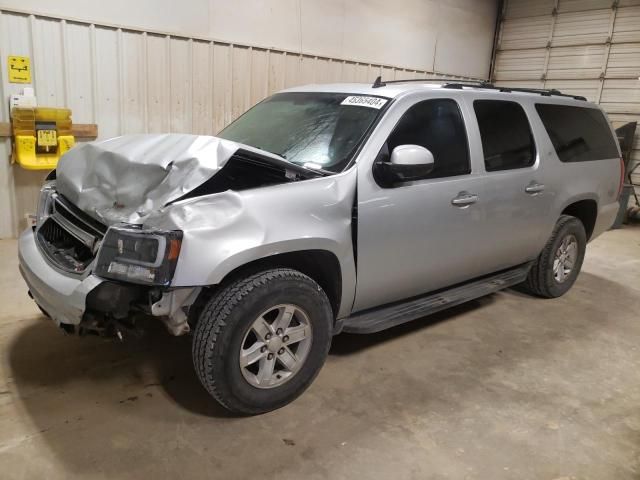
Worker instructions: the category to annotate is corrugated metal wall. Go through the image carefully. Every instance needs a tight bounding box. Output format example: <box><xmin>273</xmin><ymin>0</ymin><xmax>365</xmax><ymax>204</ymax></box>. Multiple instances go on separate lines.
<box><xmin>0</xmin><ymin>8</ymin><xmax>478</xmax><ymax>239</ymax></box>
<box><xmin>493</xmin><ymin>0</ymin><xmax>640</xmax><ymax>191</ymax></box>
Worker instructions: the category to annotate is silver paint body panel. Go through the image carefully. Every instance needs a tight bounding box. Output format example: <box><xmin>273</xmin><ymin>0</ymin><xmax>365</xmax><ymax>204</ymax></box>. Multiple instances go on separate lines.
<box><xmin>352</xmin><ymin>88</ymin><xmax>619</xmax><ymax>310</ymax></box>
<box><xmin>144</xmin><ymin>170</ymin><xmax>358</xmax><ymax>318</ymax></box>
<box><xmin>18</xmin><ymin>82</ymin><xmax>621</xmax><ymax>326</ymax></box>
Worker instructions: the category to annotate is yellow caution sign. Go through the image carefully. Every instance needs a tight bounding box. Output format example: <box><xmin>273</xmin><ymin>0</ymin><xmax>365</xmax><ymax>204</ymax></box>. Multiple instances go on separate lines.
<box><xmin>8</xmin><ymin>56</ymin><xmax>31</xmax><ymax>83</ymax></box>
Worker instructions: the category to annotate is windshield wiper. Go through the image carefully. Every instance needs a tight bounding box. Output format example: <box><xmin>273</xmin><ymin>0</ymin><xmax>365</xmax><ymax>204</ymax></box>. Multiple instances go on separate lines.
<box><xmin>237</xmin><ymin>147</ymin><xmax>332</xmax><ymax>178</ymax></box>
<box><xmin>255</xmin><ymin>147</ymin><xmax>333</xmax><ymax>176</ymax></box>
<box><xmin>291</xmin><ymin>162</ymin><xmax>334</xmax><ymax>176</ymax></box>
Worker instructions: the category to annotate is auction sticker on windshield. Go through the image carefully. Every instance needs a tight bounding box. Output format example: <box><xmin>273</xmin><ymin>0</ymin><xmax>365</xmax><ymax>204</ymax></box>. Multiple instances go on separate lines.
<box><xmin>341</xmin><ymin>96</ymin><xmax>388</xmax><ymax>109</ymax></box>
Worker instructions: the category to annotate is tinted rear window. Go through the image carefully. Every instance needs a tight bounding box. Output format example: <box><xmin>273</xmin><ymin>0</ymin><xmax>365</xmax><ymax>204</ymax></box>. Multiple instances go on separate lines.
<box><xmin>535</xmin><ymin>104</ymin><xmax>618</xmax><ymax>162</ymax></box>
<box><xmin>474</xmin><ymin>100</ymin><xmax>536</xmax><ymax>171</ymax></box>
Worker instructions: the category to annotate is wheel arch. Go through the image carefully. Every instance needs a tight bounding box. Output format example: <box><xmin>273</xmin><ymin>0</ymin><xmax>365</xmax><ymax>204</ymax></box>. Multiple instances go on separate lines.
<box><xmin>561</xmin><ymin>198</ymin><xmax>598</xmax><ymax>240</ymax></box>
<box><xmin>191</xmin><ymin>249</ymin><xmax>344</xmax><ymax>324</ymax></box>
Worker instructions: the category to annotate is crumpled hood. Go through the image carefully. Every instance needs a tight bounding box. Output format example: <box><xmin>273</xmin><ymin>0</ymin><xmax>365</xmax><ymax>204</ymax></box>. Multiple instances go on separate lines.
<box><xmin>56</xmin><ymin>134</ymin><xmax>242</xmax><ymax>225</ymax></box>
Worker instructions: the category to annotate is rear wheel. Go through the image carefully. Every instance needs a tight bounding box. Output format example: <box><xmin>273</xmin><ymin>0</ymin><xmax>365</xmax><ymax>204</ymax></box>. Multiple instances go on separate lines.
<box><xmin>192</xmin><ymin>268</ymin><xmax>333</xmax><ymax>415</ymax></box>
<box><xmin>521</xmin><ymin>215</ymin><xmax>587</xmax><ymax>298</ymax></box>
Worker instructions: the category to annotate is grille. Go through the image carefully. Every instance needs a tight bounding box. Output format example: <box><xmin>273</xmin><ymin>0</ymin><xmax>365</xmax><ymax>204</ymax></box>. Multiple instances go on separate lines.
<box><xmin>36</xmin><ymin>194</ymin><xmax>106</xmax><ymax>274</ymax></box>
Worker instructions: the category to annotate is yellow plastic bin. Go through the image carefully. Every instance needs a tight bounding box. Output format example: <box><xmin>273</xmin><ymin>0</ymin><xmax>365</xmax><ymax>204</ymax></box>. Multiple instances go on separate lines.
<box><xmin>11</xmin><ymin>107</ymin><xmax>75</xmax><ymax>170</ymax></box>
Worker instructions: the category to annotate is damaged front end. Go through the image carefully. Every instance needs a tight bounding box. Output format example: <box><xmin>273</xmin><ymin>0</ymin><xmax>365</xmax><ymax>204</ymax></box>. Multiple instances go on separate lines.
<box><xmin>21</xmin><ymin>133</ymin><xmax>336</xmax><ymax>339</ymax></box>
<box><xmin>82</xmin><ymin>282</ymin><xmax>201</xmax><ymax>339</ymax></box>
<box><xmin>78</xmin><ymin>224</ymin><xmax>199</xmax><ymax>338</ymax></box>
<box><xmin>29</xmin><ymin>184</ymin><xmax>203</xmax><ymax>338</ymax></box>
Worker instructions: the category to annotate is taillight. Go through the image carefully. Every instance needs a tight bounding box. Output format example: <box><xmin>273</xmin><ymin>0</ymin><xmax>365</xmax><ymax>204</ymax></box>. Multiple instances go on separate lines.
<box><xmin>617</xmin><ymin>157</ymin><xmax>625</xmax><ymax>200</ymax></box>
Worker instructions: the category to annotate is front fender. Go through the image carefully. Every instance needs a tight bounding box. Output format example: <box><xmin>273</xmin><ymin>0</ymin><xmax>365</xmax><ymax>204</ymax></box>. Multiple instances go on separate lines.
<box><xmin>144</xmin><ymin>169</ymin><xmax>358</xmax><ymax>318</ymax></box>
<box><xmin>207</xmin><ymin>238</ymin><xmax>346</xmax><ymax>285</ymax></box>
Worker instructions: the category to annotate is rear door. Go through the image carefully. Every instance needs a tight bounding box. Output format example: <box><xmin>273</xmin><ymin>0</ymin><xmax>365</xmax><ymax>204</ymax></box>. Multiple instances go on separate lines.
<box><xmin>468</xmin><ymin>98</ymin><xmax>553</xmax><ymax>269</ymax></box>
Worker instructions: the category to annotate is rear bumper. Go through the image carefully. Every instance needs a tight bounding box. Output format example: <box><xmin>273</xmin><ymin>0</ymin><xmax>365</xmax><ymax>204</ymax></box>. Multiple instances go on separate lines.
<box><xmin>591</xmin><ymin>201</ymin><xmax>619</xmax><ymax>241</ymax></box>
<box><xmin>18</xmin><ymin>228</ymin><xmax>103</xmax><ymax>326</ymax></box>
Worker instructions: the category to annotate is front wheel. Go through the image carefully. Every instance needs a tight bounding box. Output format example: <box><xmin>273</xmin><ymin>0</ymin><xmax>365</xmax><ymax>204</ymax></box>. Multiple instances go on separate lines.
<box><xmin>192</xmin><ymin>268</ymin><xmax>333</xmax><ymax>415</ymax></box>
<box><xmin>521</xmin><ymin>214</ymin><xmax>587</xmax><ymax>298</ymax></box>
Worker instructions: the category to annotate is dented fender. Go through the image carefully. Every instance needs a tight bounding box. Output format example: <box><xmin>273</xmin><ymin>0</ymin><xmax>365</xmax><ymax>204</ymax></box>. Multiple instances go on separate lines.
<box><xmin>53</xmin><ymin>133</ymin><xmax>358</xmax><ymax>319</ymax></box>
<box><xmin>144</xmin><ymin>168</ymin><xmax>358</xmax><ymax>318</ymax></box>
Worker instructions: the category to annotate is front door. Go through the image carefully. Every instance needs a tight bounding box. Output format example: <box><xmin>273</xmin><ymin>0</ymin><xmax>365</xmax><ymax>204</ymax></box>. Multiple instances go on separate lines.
<box><xmin>353</xmin><ymin>97</ymin><xmax>492</xmax><ymax>312</ymax></box>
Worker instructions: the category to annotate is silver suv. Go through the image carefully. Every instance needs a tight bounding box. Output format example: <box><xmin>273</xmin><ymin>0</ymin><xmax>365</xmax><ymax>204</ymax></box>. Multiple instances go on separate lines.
<box><xmin>19</xmin><ymin>78</ymin><xmax>623</xmax><ymax>414</ymax></box>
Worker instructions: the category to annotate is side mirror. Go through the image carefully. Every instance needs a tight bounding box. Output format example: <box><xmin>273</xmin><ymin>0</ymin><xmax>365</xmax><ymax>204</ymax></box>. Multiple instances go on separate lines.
<box><xmin>375</xmin><ymin>144</ymin><xmax>435</xmax><ymax>186</ymax></box>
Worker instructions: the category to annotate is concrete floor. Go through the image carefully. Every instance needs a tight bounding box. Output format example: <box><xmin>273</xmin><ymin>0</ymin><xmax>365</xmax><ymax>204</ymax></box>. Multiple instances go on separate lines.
<box><xmin>0</xmin><ymin>228</ymin><xmax>639</xmax><ymax>479</ymax></box>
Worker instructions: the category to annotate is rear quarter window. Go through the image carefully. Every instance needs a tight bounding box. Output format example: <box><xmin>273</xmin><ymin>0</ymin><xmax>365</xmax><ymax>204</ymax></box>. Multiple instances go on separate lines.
<box><xmin>535</xmin><ymin>104</ymin><xmax>619</xmax><ymax>162</ymax></box>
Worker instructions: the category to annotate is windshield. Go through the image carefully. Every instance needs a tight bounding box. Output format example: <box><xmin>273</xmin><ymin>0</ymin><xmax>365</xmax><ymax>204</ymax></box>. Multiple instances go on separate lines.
<box><xmin>218</xmin><ymin>92</ymin><xmax>388</xmax><ymax>172</ymax></box>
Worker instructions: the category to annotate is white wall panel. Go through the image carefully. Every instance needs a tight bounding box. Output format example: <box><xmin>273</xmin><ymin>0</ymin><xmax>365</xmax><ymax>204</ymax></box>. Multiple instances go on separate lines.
<box><xmin>0</xmin><ymin>0</ymin><xmax>212</xmax><ymax>38</ymax></box>
<box><xmin>65</xmin><ymin>22</ymin><xmax>94</xmax><ymax>123</ymax></box>
<box><xmin>122</xmin><ymin>31</ymin><xmax>146</xmax><ymax>134</ymax></box>
<box><xmin>606</xmin><ymin>43</ymin><xmax>640</xmax><ymax>78</ymax></box>
<box><xmin>551</xmin><ymin>9</ymin><xmax>612</xmax><ymax>47</ymax></box>
<box><xmin>601</xmin><ymin>79</ymin><xmax>640</xmax><ymax>112</ymax></box>
<box><xmin>494</xmin><ymin>49</ymin><xmax>546</xmax><ymax>80</ymax></box>
<box><xmin>612</xmin><ymin>6</ymin><xmax>640</xmax><ymax>43</ymax></box>
<box><xmin>145</xmin><ymin>34</ymin><xmax>170</xmax><ymax>134</ymax></box>
<box><xmin>94</xmin><ymin>27</ymin><xmax>121</xmax><ymax>138</ymax></box>
<box><xmin>433</xmin><ymin>1</ymin><xmax>498</xmax><ymax>76</ymax></box>
<box><xmin>495</xmin><ymin>0</ymin><xmax>640</xmax><ymax>205</ymax></box>
<box><xmin>499</xmin><ymin>16</ymin><xmax>553</xmax><ymax>50</ymax></box>
<box><xmin>558</xmin><ymin>0</ymin><xmax>613</xmax><ymax>12</ymax></box>
<box><xmin>504</xmin><ymin>0</ymin><xmax>556</xmax><ymax>19</ymax></box>
<box><xmin>0</xmin><ymin>0</ymin><xmax>498</xmax><ymax>79</ymax></box>
<box><xmin>32</xmin><ymin>17</ymin><xmax>65</xmax><ymax>107</ymax></box>
<box><xmin>0</xmin><ymin>7</ymin><xmax>484</xmax><ymax>237</ymax></box>
<box><xmin>192</xmin><ymin>40</ymin><xmax>214</xmax><ymax>135</ymax></box>
<box><xmin>266</xmin><ymin>50</ymin><xmax>286</xmax><ymax>97</ymax></box>
<box><xmin>249</xmin><ymin>48</ymin><xmax>268</xmax><ymax>107</ymax></box>
<box><xmin>231</xmin><ymin>45</ymin><xmax>251</xmax><ymax>121</ymax></box>
<box><xmin>547</xmin><ymin>45</ymin><xmax>606</xmax><ymax>79</ymax></box>
<box><xmin>169</xmin><ymin>38</ymin><xmax>193</xmax><ymax>134</ymax></box>
<box><xmin>212</xmin><ymin>42</ymin><xmax>232</xmax><ymax>134</ymax></box>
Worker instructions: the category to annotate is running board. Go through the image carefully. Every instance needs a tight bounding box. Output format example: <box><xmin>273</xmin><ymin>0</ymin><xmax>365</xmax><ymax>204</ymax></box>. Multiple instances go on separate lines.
<box><xmin>341</xmin><ymin>264</ymin><xmax>532</xmax><ymax>334</ymax></box>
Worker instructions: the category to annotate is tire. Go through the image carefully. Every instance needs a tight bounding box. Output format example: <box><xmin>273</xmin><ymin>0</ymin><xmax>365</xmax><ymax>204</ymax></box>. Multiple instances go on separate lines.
<box><xmin>521</xmin><ymin>214</ymin><xmax>587</xmax><ymax>298</ymax></box>
<box><xmin>192</xmin><ymin>268</ymin><xmax>333</xmax><ymax>415</ymax></box>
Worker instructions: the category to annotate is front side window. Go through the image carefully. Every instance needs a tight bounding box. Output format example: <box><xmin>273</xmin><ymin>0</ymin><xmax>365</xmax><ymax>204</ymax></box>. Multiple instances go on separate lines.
<box><xmin>535</xmin><ymin>104</ymin><xmax>619</xmax><ymax>162</ymax></box>
<box><xmin>218</xmin><ymin>92</ymin><xmax>387</xmax><ymax>172</ymax></box>
<box><xmin>381</xmin><ymin>98</ymin><xmax>470</xmax><ymax>179</ymax></box>
<box><xmin>474</xmin><ymin>100</ymin><xmax>536</xmax><ymax>172</ymax></box>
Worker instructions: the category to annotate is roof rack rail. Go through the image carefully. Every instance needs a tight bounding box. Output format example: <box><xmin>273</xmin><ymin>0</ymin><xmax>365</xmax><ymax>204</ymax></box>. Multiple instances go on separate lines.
<box><xmin>371</xmin><ymin>76</ymin><xmax>491</xmax><ymax>89</ymax></box>
<box><xmin>442</xmin><ymin>82</ymin><xmax>586</xmax><ymax>101</ymax></box>
<box><xmin>491</xmin><ymin>86</ymin><xmax>587</xmax><ymax>101</ymax></box>
<box><xmin>371</xmin><ymin>76</ymin><xmax>587</xmax><ymax>101</ymax></box>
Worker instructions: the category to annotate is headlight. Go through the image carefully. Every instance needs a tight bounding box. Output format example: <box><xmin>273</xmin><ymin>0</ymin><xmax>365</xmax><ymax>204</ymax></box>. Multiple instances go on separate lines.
<box><xmin>94</xmin><ymin>227</ymin><xmax>183</xmax><ymax>286</ymax></box>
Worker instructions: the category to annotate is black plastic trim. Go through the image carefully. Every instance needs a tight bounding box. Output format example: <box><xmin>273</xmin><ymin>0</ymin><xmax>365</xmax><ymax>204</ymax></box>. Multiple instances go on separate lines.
<box><xmin>342</xmin><ymin>263</ymin><xmax>532</xmax><ymax>334</ymax></box>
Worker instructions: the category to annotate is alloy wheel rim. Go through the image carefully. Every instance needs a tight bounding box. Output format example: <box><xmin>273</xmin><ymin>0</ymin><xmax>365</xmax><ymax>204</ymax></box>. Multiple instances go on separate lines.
<box><xmin>239</xmin><ymin>304</ymin><xmax>313</xmax><ymax>389</ymax></box>
<box><xmin>553</xmin><ymin>234</ymin><xmax>578</xmax><ymax>283</ymax></box>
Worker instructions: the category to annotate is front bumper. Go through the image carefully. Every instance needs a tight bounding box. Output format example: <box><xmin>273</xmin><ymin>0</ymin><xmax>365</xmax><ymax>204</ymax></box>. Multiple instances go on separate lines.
<box><xmin>18</xmin><ymin>228</ymin><xmax>103</xmax><ymax>326</ymax></box>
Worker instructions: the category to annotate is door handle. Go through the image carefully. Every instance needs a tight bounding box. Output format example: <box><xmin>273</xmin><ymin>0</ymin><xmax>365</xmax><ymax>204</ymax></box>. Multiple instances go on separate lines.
<box><xmin>451</xmin><ymin>192</ymin><xmax>479</xmax><ymax>207</ymax></box>
<box><xmin>525</xmin><ymin>183</ymin><xmax>545</xmax><ymax>194</ymax></box>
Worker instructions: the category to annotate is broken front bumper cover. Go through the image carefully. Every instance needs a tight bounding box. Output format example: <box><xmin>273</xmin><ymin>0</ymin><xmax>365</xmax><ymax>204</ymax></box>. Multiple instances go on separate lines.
<box><xmin>19</xmin><ymin>228</ymin><xmax>103</xmax><ymax>326</ymax></box>
<box><xmin>19</xmin><ymin>228</ymin><xmax>199</xmax><ymax>336</ymax></box>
